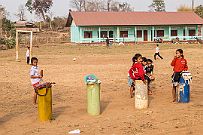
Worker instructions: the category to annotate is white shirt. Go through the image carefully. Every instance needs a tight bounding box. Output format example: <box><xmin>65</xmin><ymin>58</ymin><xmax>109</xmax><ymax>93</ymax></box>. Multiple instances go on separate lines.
<box><xmin>30</xmin><ymin>66</ymin><xmax>42</xmax><ymax>85</ymax></box>
<box><xmin>156</xmin><ymin>47</ymin><xmax>159</xmax><ymax>53</ymax></box>
<box><xmin>26</xmin><ymin>50</ymin><xmax>30</xmax><ymax>57</ymax></box>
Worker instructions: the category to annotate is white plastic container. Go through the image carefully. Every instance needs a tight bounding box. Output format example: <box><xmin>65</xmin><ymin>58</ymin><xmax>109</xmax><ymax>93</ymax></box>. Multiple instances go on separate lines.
<box><xmin>134</xmin><ymin>80</ymin><xmax>148</xmax><ymax>109</ymax></box>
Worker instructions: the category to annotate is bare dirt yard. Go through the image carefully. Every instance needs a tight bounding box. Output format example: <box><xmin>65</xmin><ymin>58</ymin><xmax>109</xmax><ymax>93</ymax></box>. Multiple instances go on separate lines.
<box><xmin>0</xmin><ymin>43</ymin><xmax>203</xmax><ymax>135</ymax></box>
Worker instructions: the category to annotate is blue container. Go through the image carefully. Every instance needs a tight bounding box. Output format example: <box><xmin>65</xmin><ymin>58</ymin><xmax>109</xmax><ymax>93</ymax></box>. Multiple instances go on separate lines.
<box><xmin>178</xmin><ymin>77</ymin><xmax>190</xmax><ymax>103</ymax></box>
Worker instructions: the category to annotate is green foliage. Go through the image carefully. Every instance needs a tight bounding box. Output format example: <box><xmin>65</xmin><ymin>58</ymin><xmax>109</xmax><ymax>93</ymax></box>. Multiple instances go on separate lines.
<box><xmin>0</xmin><ymin>38</ymin><xmax>16</xmax><ymax>49</ymax></box>
<box><xmin>2</xmin><ymin>18</ymin><xmax>16</xmax><ymax>37</ymax></box>
<box><xmin>149</xmin><ymin>0</ymin><xmax>166</xmax><ymax>12</ymax></box>
<box><xmin>25</xmin><ymin>0</ymin><xmax>33</xmax><ymax>13</ymax></box>
<box><xmin>177</xmin><ymin>5</ymin><xmax>192</xmax><ymax>12</ymax></box>
<box><xmin>195</xmin><ymin>5</ymin><xmax>203</xmax><ymax>18</ymax></box>
<box><xmin>52</xmin><ymin>17</ymin><xmax>67</xmax><ymax>30</ymax></box>
<box><xmin>25</xmin><ymin>0</ymin><xmax>53</xmax><ymax>21</ymax></box>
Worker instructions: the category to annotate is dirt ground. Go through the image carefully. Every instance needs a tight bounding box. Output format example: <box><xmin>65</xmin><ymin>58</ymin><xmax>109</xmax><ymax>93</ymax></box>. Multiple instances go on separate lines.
<box><xmin>0</xmin><ymin>43</ymin><xmax>203</xmax><ymax>135</ymax></box>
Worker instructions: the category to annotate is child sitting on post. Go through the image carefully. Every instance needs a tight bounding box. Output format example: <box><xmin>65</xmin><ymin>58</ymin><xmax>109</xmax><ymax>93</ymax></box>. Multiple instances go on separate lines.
<box><xmin>145</xmin><ymin>59</ymin><xmax>155</xmax><ymax>95</ymax></box>
<box><xmin>128</xmin><ymin>54</ymin><xmax>146</xmax><ymax>98</ymax></box>
<box><xmin>30</xmin><ymin>57</ymin><xmax>54</xmax><ymax>104</ymax></box>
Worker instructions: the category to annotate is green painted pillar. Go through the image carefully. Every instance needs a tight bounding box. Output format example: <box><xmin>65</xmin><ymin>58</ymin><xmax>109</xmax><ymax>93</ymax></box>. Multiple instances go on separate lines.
<box><xmin>195</xmin><ymin>25</ymin><xmax>198</xmax><ymax>36</ymax></box>
<box><xmin>142</xmin><ymin>30</ymin><xmax>144</xmax><ymax>41</ymax></box>
<box><xmin>79</xmin><ymin>27</ymin><xmax>82</xmax><ymax>43</ymax></box>
<box><xmin>202</xmin><ymin>25</ymin><xmax>203</xmax><ymax>39</ymax></box>
<box><xmin>152</xmin><ymin>26</ymin><xmax>155</xmax><ymax>41</ymax></box>
<box><xmin>134</xmin><ymin>26</ymin><xmax>137</xmax><ymax>42</ymax></box>
<box><xmin>169</xmin><ymin>26</ymin><xmax>171</xmax><ymax>41</ymax></box>
<box><xmin>87</xmin><ymin>82</ymin><xmax>100</xmax><ymax>116</ymax></box>
<box><xmin>99</xmin><ymin>27</ymin><xmax>101</xmax><ymax>42</ymax></box>
<box><xmin>185</xmin><ymin>26</ymin><xmax>188</xmax><ymax>40</ymax></box>
<box><xmin>117</xmin><ymin>26</ymin><xmax>120</xmax><ymax>42</ymax></box>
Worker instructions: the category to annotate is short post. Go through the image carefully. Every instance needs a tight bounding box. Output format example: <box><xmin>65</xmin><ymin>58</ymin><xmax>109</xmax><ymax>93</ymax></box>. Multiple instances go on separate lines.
<box><xmin>15</xmin><ymin>31</ymin><xmax>20</xmax><ymax>62</ymax></box>
<box><xmin>85</xmin><ymin>74</ymin><xmax>101</xmax><ymax>116</ymax></box>
<box><xmin>37</xmin><ymin>85</ymin><xmax>53</xmax><ymax>121</ymax></box>
<box><xmin>134</xmin><ymin>80</ymin><xmax>148</xmax><ymax>109</ymax></box>
<box><xmin>29</xmin><ymin>31</ymin><xmax>33</xmax><ymax>64</ymax></box>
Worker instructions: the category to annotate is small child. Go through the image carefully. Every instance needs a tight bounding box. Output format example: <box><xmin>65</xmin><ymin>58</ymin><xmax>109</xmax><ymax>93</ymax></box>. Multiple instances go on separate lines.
<box><xmin>128</xmin><ymin>55</ymin><xmax>137</xmax><ymax>98</ymax></box>
<box><xmin>128</xmin><ymin>53</ymin><xmax>146</xmax><ymax>98</ymax></box>
<box><xmin>154</xmin><ymin>44</ymin><xmax>163</xmax><ymax>60</ymax></box>
<box><xmin>142</xmin><ymin>57</ymin><xmax>148</xmax><ymax>69</ymax></box>
<box><xmin>26</xmin><ymin>46</ymin><xmax>30</xmax><ymax>64</ymax></box>
<box><xmin>171</xmin><ymin>49</ymin><xmax>188</xmax><ymax>102</ymax></box>
<box><xmin>30</xmin><ymin>57</ymin><xmax>54</xmax><ymax>104</ymax></box>
<box><xmin>145</xmin><ymin>59</ymin><xmax>155</xmax><ymax>95</ymax></box>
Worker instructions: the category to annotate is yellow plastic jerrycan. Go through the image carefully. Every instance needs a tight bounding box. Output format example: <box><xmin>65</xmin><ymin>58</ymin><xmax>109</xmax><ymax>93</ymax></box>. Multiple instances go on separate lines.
<box><xmin>37</xmin><ymin>87</ymin><xmax>52</xmax><ymax>121</ymax></box>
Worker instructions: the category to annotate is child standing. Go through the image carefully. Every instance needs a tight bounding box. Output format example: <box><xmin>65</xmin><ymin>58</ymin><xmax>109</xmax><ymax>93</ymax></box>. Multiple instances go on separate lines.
<box><xmin>128</xmin><ymin>53</ymin><xmax>146</xmax><ymax>98</ymax></box>
<box><xmin>30</xmin><ymin>57</ymin><xmax>43</xmax><ymax>104</ymax></box>
<box><xmin>154</xmin><ymin>44</ymin><xmax>163</xmax><ymax>60</ymax></box>
<box><xmin>171</xmin><ymin>49</ymin><xmax>188</xmax><ymax>102</ymax></box>
<box><xmin>26</xmin><ymin>46</ymin><xmax>30</xmax><ymax>64</ymax></box>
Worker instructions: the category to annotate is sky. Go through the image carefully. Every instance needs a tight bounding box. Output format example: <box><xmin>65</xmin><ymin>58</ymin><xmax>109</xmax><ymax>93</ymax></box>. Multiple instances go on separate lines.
<box><xmin>0</xmin><ymin>0</ymin><xmax>203</xmax><ymax>21</ymax></box>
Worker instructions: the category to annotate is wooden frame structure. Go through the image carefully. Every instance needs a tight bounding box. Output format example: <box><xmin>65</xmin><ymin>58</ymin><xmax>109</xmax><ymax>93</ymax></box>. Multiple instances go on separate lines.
<box><xmin>15</xmin><ymin>28</ymin><xmax>39</xmax><ymax>63</ymax></box>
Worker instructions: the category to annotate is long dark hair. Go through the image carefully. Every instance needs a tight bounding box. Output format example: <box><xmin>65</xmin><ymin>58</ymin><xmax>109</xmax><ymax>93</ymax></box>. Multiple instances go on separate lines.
<box><xmin>176</xmin><ymin>49</ymin><xmax>184</xmax><ymax>58</ymax></box>
<box><xmin>132</xmin><ymin>53</ymin><xmax>142</xmax><ymax>65</ymax></box>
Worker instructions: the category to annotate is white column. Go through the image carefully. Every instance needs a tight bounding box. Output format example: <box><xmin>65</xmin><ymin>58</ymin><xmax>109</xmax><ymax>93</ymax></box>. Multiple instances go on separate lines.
<box><xmin>185</xmin><ymin>26</ymin><xmax>188</xmax><ymax>40</ymax></box>
<box><xmin>201</xmin><ymin>25</ymin><xmax>203</xmax><ymax>39</ymax></box>
<box><xmin>134</xmin><ymin>26</ymin><xmax>137</xmax><ymax>42</ymax></box>
<box><xmin>15</xmin><ymin>31</ymin><xmax>19</xmax><ymax>61</ymax></box>
<box><xmin>169</xmin><ymin>26</ymin><xmax>171</xmax><ymax>41</ymax></box>
<box><xmin>79</xmin><ymin>28</ymin><xmax>82</xmax><ymax>43</ymax></box>
<box><xmin>98</xmin><ymin>27</ymin><xmax>101</xmax><ymax>42</ymax></box>
<box><xmin>152</xmin><ymin>26</ymin><xmax>155</xmax><ymax>41</ymax></box>
<box><xmin>142</xmin><ymin>30</ymin><xmax>144</xmax><ymax>41</ymax></box>
<box><xmin>195</xmin><ymin>25</ymin><xmax>198</xmax><ymax>36</ymax></box>
<box><xmin>117</xmin><ymin>27</ymin><xmax>120</xmax><ymax>42</ymax></box>
<box><xmin>29</xmin><ymin>31</ymin><xmax>33</xmax><ymax>64</ymax></box>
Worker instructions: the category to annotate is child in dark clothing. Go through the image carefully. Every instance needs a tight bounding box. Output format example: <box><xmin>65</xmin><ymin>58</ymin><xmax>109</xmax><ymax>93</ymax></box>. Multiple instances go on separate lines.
<box><xmin>171</xmin><ymin>49</ymin><xmax>188</xmax><ymax>102</ymax></box>
<box><xmin>145</xmin><ymin>59</ymin><xmax>155</xmax><ymax>95</ymax></box>
<box><xmin>128</xmin><ymin>54</ymin><xmax>146</xmax><ymax>98</ymax></box>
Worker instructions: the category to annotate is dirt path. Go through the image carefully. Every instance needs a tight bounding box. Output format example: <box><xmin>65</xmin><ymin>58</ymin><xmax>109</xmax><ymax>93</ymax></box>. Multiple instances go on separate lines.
<box><xmin>0</xmin><ymin>44</ymin><xmax>202</xmax><ymax>135</ymax></box>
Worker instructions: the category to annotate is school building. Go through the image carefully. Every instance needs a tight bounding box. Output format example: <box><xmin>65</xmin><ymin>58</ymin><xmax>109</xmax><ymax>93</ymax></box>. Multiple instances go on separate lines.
<box><xmin>66</xmin><ymin>11</ymin><xmax>203</xmax><ymax>43</ymax></box>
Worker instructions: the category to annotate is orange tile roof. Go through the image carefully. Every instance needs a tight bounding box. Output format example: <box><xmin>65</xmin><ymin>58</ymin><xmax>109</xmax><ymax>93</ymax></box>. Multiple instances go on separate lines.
<box><xmin>67</xmin><ymin>11</ymin><xmax>203</xmax><ymax>26</ymax></box>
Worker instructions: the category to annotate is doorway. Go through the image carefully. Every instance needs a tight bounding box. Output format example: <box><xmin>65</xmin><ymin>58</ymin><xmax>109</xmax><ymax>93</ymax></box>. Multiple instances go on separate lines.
<box><xmin>144</xmin><ymin>30</ymin><xmax>148</xmax><ymax>41</ymax></box>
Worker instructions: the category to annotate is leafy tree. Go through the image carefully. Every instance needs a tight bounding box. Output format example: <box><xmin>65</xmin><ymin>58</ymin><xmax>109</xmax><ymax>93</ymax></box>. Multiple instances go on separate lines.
<box><xmin>177</xmin><ymin>5</ymin><xmax>192</xmax><ymax>12</ymax></box>
<box><xmin>2</xmin><ymin>18</ymin><xmax>15</xmax><ymax>38</ymax></box>
<box><xmin>71</xmin><ymin>0</ymin><xmax>85</xmax><ymax>11</ymax></box>
<box><xmin>15</xmin><ymin>4</ymin><xmax>26</xmax><ymax>21</ymax></box>
<box><xmin>25</xmin><ymin>0</ymin><xmax>53</xmax><ymax>21</ymax></box>
<box><xmin>149</xmin><ymin>0</ymin><xmax>166</xmax><ymax>12</ymax></box>
<box><xmin>195</xmin><ymin>5</ymin><xmax>203</xmax><ymax>18</ymax></box>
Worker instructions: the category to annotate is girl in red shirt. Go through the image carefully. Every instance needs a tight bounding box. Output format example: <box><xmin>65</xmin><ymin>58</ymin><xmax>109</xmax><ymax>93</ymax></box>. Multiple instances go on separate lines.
<box><xmin>171</xmin><ymin>49</ymin><xmax>188</xmax><ymax>102</ymax></box>
<box><xmin>128</xmin><ymin>53</ymin><xmax>147</xmax><ymax>98</ymax></box>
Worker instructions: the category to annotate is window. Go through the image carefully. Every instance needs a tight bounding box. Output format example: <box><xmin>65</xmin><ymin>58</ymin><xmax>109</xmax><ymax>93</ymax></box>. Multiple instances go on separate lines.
<box><xmin>189</xmin><ymin>30</ymin><xmax>195</xmax><ymax>36</ymax></box>
<box><xmin>84</xmin><ymin>31</ymin><xmax>92</xmax><ymax>38</ymax></box>
<box><xmin>109</xmin><ymin>31</ymin><xmax>114</xmax><ymax>38</ymax></box>
<box><xmin>171</xmin><ymin>30</ymin><xmax>177</xmax><ymax>36</ymax></box>
<box><xmin>120</xmin><ymin>31</ymin><xmax>128</xmax><ymax>38</ymax></box>
<box><xmin>137</xmin><ymin>30</ymin><xmax>142</xmax><ymax>38</ymax></box>
<box><xmin>101</xmin><ymin>31</ymin><xmax>108</xmax><ymax>38</ymax></box>
<box><xmin>157</xmin><ymin>30</ymin><xmax>164</xmax><ymax>37</ymax></box>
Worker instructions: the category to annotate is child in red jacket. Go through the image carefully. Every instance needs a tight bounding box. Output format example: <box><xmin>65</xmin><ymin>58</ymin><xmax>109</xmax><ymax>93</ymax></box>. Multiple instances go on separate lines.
<box><xmin>171</xmin><ymin>49</ymin><xmax>188</xmax><ymax>102</ymax></box>
<box><xmin>129</xmin><ymin>53</ymin><xmax>147</xmax><ymax>98</ymax></box>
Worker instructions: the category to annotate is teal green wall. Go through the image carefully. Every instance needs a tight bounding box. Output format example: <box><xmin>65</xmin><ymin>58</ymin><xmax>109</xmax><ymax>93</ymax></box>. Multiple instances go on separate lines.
<box><xmin>70</xmin><ymin>24</ymin><xmax>201</xmax><ymax>43</ymax></box>
<box><xmin>70</xmin><ymin>21</ymin><xmax>80</xmax><ymax>43</ymax></box>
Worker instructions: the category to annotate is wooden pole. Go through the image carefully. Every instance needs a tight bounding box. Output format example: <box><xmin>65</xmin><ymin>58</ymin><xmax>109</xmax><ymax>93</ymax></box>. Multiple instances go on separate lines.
<box><xmin>29</xmin><ymin>31</ymin><xmax>33</xmax><ymax>64</ymax></box>
<box><xmin>16</xmin><ymin>31</ymin><xmax>20</xmax><ymax>61</ymax></box>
